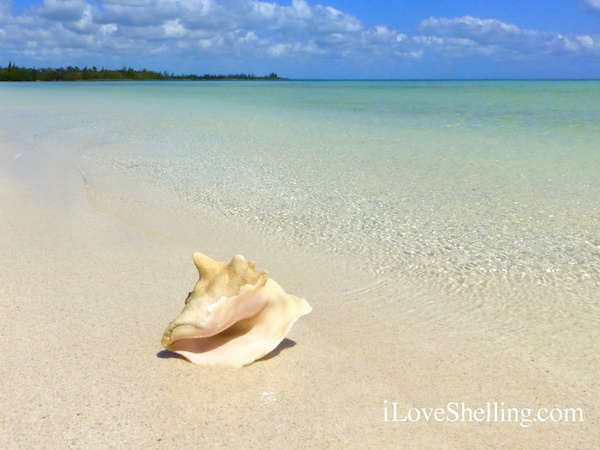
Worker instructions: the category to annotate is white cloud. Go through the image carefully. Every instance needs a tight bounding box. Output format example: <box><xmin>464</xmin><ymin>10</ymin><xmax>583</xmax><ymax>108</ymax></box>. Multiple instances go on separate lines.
<box><xmin>419</xmin><ymin>16</ymin><xmax>521</xmax><ymax>43</ymax></box>
<box><xmin>0</xmin><ymin>1</ymin><xmax>599</xmax><ymax>76</ymax></box>
<box><xmin>65</xmin><ymin>5</ymin><xmax>96</xmax><ymax>33</ymax></box>
<box><xmin>239</xmin><ymin>30</ymin><xmax>258</xmax><ymax>42</ymax></box>
<box><xmin>0</xmin><ymin>0</ymin><xmax>366</xmax><ymax>63</ymax></box>
<box><xmin>268</xmin><ymin>39</ymin><xmax>324</xmax><ymax>58</ymax></box>
<box><xmin>100</xmin><ymin>23</ymin><xmax>118</xmax><ymax>35</ymax></box>
<box><xmin>163</xmin><ymin>18</ymin><xmax>187</xmax><ymax>38</ymax></box>
<box><xmin>289</xmin><ymin>0</ymin><xmax>311</xmax><ymax>19</ymax></box>
<box><xmin>581</xmin><ymin>0</ymin><xmax>600</xmax><ymax>12</ymax></box>
<box><xmin>269</xmin><ymin>42</ymin><xmax>286</xmax><ymax>56</ymax></box>
<box><xmin>41</xmin><ymin>0</ymin><xmax>90</xmax><ymax>22</ymax></box>
<box><xmin>577</xmin><ymin>35</ymin><xmax>595</xmax><ymax>47</ymax></box>
<box><xmin>417</xmin><ymin>15</ymin><xmax>600</xmax><ymax>58</ymax></box>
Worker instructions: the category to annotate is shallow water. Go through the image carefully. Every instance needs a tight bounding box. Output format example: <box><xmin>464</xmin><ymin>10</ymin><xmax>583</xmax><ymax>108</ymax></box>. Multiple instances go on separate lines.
<box><xmin>1</xmin><ymin>80</ymin><xmax>599</xmax><ymax>378</ymax></box>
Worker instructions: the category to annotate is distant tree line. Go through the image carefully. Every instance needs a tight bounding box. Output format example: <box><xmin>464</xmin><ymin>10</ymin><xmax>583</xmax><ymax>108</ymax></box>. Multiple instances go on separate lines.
<box><xmin>0</xmin><ymin>62</ymin><xmax>285</xmax><ymax>82</ymax></box>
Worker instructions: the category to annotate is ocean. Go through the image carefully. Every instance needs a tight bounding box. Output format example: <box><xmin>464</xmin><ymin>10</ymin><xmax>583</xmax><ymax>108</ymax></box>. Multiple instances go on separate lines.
<box><xmin>1</xmin><ymin>80</ymin><xmax>598</xmax><ymax>380</ymax></box>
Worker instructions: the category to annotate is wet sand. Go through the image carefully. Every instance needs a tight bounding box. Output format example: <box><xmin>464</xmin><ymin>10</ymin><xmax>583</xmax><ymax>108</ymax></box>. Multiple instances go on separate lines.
<box><xmin>0</xmin><ymin>138</ymin><xmax>597</xmax><ymax>449</ymax></box>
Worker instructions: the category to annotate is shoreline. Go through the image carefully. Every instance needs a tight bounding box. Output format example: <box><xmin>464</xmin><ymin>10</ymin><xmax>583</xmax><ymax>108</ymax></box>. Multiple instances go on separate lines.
<box><xmin>1</xmin><ymin>119</ymin><xmax>597</xmax><ymax>448</ymax></box>
<box><xmin>75</xmin><ymin>127</ymin><xmax>599</xmax><ymax>389</ymax></box>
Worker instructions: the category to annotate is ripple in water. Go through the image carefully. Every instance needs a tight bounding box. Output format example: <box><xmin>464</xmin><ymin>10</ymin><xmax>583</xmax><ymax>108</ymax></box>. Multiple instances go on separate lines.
<box><xmin>4</xmin><ymin>81</ymin><xmax>598</xmax><ymax>376</ymax></box>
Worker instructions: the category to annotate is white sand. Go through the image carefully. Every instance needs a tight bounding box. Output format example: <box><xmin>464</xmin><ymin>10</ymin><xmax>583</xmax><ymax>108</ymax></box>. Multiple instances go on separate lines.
<box><xmin>0</xmin><ymin>142</ymin><xmax>597</xmax><ymax>449</ymax></box>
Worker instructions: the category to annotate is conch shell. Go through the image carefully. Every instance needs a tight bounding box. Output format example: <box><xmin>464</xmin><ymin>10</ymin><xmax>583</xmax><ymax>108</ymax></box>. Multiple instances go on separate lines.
<box><xmin>161</xmin><ymin>253</ymin><xmax>312</xmax><ymax>368</ymax></box>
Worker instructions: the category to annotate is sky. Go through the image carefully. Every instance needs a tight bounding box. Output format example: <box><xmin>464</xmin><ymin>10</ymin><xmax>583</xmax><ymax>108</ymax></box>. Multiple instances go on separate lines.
<box><xmin>1</xmin><ymin>0</ymin><xmax>600</xmax><ymax>79</ymax></box>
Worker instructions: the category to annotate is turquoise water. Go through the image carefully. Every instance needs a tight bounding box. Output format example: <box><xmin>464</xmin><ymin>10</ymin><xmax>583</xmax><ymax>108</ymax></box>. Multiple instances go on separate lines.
<box><xmin>1</xmin><ymin>80</ymin><xmax>599</xmax><ymax>372</ymax></box>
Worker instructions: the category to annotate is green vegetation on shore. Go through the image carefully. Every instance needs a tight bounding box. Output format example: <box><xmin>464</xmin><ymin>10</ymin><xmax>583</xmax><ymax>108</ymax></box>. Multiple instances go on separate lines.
<box><xmin>0</xmin><ymin>62</ymin><xmax>286</xmax><ymax>82</ymax></box>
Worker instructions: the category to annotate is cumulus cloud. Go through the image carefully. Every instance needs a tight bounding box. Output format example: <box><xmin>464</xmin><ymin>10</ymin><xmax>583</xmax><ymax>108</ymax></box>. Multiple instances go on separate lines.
<box><xmin>0</xmin><ymin>1</ymin><xmax>598</xmax><ymax>75</ymax></box>
<box><xmin>419</xmin><ymin>16</ymin><xmax>522</xmax><ymax>43</ymax></box>
<box><xmin>417</xmin><ymin>15</ymin><xmax>600</xmax><ymax>58</ymax></box>
<box><xmin>0</xmin><ymin>0</ymin><xmax>368</xmax><ymax>64</ymax></box>
<box><xmin>41</xmin><ymin>0</ymin><xmax>89</xmax><ymax>22</ymax></box>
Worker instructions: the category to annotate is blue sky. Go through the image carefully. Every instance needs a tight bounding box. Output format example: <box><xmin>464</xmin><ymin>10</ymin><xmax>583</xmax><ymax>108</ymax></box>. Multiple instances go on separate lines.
<box><xmin>1</xmin><ymin>0</ymin><xmax>599</xmax><ymax>78</ymax></box>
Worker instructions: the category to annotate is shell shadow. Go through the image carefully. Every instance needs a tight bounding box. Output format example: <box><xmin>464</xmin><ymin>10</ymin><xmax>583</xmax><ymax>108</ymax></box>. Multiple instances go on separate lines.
<box><xmin>256</xmin><ymin>338</ymin><xmax>297</xmax><ymax>363</ymax></box>
<box><xmin>156</xmin><ymin>349</ymin><xmax>185</xmax><ymax>360</ymax></box>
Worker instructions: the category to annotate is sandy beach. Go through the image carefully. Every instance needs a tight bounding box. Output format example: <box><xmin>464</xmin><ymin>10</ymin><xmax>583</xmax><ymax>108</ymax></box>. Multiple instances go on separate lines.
<box><xmin>1</xmin><ymin>113</ymin><xmax>597</xmax><ymax>449</ymax></box>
